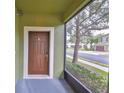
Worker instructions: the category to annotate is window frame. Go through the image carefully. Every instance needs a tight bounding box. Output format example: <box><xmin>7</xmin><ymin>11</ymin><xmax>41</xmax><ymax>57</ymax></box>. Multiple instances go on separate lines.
<box><xmin>63</xmin><ymin>0</ymin><xmax>93</xmax><ymax>93</ymax></box>
<box><xmin>63</xmin><ymin>0</ymin><xmax>109</xmax><ymax>93</ymax></box>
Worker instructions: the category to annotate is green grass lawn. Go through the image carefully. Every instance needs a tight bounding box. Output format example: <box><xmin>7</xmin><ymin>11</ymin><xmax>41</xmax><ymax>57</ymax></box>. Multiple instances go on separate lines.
<box><xmin>66</xmin><ymin>48</ymin><xmax>90</xmax><ymax>51</ymax></box>
<box><xmin>65</xmin><ymin>57</ymin><xmax>108</xmax><ymax>93</ymax></box>
<box><xmin>66</xmin><ymin>57</ymin><xmax>108</xmax><ymax>76</ymax></box>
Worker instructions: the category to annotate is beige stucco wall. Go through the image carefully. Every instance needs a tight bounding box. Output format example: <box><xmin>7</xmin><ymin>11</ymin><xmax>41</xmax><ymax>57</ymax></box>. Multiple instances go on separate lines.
<box><xmin>54</xmin><ymin>25</ymin><xmax>64</xmax><ymax>78</ymax></box>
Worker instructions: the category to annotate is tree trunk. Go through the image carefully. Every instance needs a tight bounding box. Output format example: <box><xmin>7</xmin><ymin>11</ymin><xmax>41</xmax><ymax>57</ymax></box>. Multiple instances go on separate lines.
<box><xmin>72</xmin><ymin>26</ymin><xmax>80</xmax><ymax>63</ymax></box>
<box><xmin>90</xmin><ymin>43</ymin><xmax>93</xmax><ymax>50</ymax></box>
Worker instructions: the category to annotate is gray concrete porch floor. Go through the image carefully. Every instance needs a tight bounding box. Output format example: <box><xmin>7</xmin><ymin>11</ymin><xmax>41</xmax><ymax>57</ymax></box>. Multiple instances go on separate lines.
<box><xmin>15</xmin><ymin>79</ymin><xmax>75</xmax><ymax>93</ymax></box>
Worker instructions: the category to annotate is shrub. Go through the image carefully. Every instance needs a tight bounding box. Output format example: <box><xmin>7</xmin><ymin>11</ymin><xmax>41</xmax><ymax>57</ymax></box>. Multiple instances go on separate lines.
<box><xmin>66</xmin><ymin>62</ymin><xmax>108</xmax><ymax>93</ymax></box>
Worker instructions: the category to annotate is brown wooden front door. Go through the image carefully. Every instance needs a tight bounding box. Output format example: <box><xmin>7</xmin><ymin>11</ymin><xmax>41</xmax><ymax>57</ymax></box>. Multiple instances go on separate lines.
<box><xmin>28</xmin><ymin>32</ymin><xmax>49</xmax><ymax>75</ymax></box>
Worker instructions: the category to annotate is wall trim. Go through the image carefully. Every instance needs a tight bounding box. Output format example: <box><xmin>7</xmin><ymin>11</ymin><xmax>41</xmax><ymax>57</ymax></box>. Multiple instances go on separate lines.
<box><xmin>23</xmin><ymin>26</ymin><xmax>54</xmax><ymax>79</ymax></box>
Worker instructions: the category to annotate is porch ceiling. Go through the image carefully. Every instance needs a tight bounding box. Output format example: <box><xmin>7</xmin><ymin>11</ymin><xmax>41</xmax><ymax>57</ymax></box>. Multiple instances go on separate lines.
<box><xmin>16</xmin><ymin>0</ymin><xmax>90</xmax><ymax>21</ymax></box>
<box><xmin>16</xmin><ymin>0</ymin><xmax>73</xmax><ymax>15</ymax></box>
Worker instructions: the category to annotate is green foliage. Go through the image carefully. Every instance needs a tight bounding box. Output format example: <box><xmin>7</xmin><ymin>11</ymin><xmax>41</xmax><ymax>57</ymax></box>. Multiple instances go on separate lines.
<box><xmin>66</xmin><ymin>61</ymin><xmax>108</xmax><ymax>93</ymax></box>
<box><xmin>89</xmin><ymin>36</ymin><xmax>99</xmax><ymax>44</ymax></box>
<box><xmin>66</xmin><ymin>0</ymin><xmax>109</xmax><ymax>44</ymax></box>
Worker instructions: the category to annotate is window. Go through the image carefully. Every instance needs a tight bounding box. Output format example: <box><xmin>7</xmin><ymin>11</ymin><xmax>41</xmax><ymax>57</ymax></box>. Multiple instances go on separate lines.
<box><xmin>65</xmin><ymin>0</ymin><xmax>109</xmax><ymax>93</ymax></box>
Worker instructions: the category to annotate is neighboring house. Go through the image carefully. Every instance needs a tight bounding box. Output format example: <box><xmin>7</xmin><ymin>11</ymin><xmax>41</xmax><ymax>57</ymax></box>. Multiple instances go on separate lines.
<box><xmin>94</xmin><ymin>34</ymin><xmax>109</xmax><ymax>51</ymax></box>
<box><xmin>66</xmin><ymin>43</ymin><xmax>84</xmax><ymax>48</ymax></box>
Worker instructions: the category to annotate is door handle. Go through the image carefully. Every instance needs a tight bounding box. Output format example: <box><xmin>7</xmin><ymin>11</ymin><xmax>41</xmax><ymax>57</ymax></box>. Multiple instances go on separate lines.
<box><xmin>45</xmin><ymin>54</ymin><xmax>48</xmax><ymax>63</ymax></box>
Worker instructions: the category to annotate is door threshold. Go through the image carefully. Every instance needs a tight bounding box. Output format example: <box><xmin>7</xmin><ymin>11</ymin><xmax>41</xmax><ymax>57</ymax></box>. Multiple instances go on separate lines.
<box><xmin>24</xmin><ymin>75</ymin><xmax>52</xmax><ymax>79</ymax></box>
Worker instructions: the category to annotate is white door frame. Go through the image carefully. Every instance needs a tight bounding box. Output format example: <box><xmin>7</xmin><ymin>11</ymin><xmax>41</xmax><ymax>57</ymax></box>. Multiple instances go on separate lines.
<box><xmin>23</xmin><ymin>26</ymin><xmax>54</xmax><ymax>79</ymax></box>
